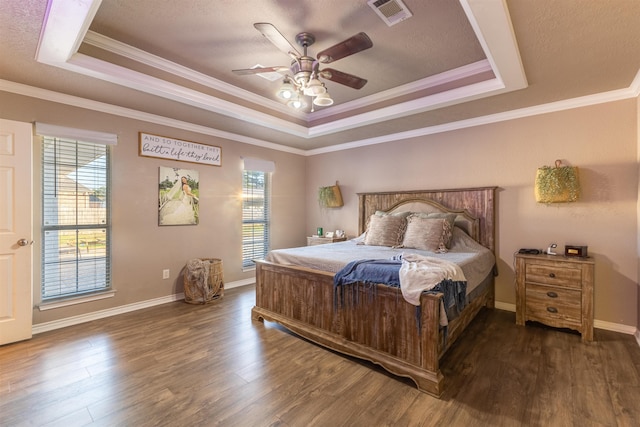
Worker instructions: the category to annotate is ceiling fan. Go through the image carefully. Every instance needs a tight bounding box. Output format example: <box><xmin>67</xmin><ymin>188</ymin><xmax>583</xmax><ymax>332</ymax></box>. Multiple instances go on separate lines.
<box><xmin>232</xmin><ymin>23</ymin><xmax>373</xmax><ymax>109</ymax></box>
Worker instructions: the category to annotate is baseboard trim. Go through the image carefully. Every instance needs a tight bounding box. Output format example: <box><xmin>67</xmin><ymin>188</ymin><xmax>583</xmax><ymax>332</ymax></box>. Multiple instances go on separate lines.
<box><xmin>32</xmin><ymin>279</ymin><xmax>255</xmax><ymax>334</ymax></box>
<box><xmin>32</xmin><ymin>287</ymin><xmax>637</xmax><ymax>341</ymax></box>
<box><xmin>226</xmin><ymin>278</ymin><xmax>255</xmax><ymax>289</ymax></box>
<box><xmin>492</xmin><ymin>301</ymin><xmax>638</xmax><ymax>336</ymax></box>
<box><xmin>594</xmin><ymin>319</ymin><xmax>637</xmax><ymax>335</ymax></box>
<box><xmin>494</xmin><ymin>301</ymin><xmax>515</xmax><ymax>312</ymax></box>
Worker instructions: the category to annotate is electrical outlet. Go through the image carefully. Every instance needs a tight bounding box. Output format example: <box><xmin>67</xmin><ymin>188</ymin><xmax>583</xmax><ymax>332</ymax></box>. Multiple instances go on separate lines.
<box><xmin>162</xmin><ymin>269</ymin><xmax>170</xmax><ymax>279</ymax></box>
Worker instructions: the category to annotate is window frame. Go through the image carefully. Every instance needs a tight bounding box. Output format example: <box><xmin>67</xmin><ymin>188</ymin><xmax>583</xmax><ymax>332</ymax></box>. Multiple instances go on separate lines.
<box><xmin>40</xmin><ymin>136</ymin><xmax>112</xmax><ymax>301</ymax></box>
<box><xmin>241</xmin><ymin>169</ymin><xmax>271</xmax><ymax>271</ymax></box>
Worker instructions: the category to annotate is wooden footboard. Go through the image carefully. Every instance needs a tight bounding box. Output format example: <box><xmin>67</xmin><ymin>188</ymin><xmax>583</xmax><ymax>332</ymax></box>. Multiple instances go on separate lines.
<box><xmin>252</xmin><ymin>259</ymin><xmax>494</xmax><ymax>397</ymax></box>
<box><xmin>253</xmin><ymin>187</ymin><xmax>497</xmax><ymax>397</ymax></box>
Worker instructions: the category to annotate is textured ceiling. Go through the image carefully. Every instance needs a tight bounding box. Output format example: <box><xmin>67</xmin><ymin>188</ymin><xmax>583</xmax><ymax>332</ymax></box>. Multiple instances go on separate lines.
<box><xmin>1</xmin><ymin>0</ymin><xmax>640</xmax><ymax>153</ymax></box>
<box><xmin>89</xmin><ymin>0</ymin><xmax>485</xmax><ymax>102</ymax></box>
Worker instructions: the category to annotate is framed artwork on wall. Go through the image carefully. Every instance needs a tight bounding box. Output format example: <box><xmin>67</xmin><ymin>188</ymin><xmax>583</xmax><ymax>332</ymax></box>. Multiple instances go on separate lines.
<box><xmin>158</xmin><ymin>166</ymin><xmax>199</xmax><ymax>226</ymax></box>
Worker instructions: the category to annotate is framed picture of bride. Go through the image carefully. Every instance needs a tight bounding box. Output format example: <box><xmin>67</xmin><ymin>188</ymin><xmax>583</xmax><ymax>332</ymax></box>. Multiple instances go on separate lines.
<box><xmin>158</xmin><ymin>166</ymin><xmax>200</xmax><ymax>226</ymax></box>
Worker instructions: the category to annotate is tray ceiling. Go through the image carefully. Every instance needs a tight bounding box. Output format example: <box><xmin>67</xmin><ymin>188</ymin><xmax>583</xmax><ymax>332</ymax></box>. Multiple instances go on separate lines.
<box><xmin>1</xmin><ymin>0</ymin><xmax>640</xmax><ymax>153</ymax></box>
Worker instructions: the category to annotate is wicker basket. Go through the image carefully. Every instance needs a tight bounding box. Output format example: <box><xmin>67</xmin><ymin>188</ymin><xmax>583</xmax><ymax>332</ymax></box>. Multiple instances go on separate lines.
<box><xmin>183</xmin><ymin>258</ymin><xmax>224</xmax><ymax>304</ymax></box>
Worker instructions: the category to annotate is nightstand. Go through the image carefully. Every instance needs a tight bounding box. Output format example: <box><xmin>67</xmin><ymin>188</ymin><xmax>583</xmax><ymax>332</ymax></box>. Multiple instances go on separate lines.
<box><xmin>515</xmin><ymin>253</ymin><xmax>594</xmax><ymax>341</ymax></box>
<box><xmin>306</xmin><ymin>236</ymin><xmax>347</xmax><ymax>246</ymax></box>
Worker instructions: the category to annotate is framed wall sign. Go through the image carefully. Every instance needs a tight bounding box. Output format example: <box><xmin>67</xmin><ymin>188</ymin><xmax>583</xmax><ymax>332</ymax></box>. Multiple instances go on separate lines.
<box><xmin>139</xmin><ymin>132</ymin><xmax>221</xmax><ymax>166</ymax></box>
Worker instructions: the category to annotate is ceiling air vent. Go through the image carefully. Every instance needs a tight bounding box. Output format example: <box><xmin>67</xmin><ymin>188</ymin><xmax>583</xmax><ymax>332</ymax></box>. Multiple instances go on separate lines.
<box><xmin>368</xmin><ymin>0</ymin><xmax>413</xmax><ymax>27</ymax></box>
<box><xmin>252</xmin><ymin>64</ymin><xmax>281</xmax><ymax>82</ymax></box>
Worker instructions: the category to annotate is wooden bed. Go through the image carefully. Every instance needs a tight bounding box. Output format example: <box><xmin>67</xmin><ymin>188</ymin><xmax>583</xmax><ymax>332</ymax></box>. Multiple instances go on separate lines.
<box><xmin>252</xmin><ymin>187</ymin><xmax>497</xmax><ymax>397</ymax></box>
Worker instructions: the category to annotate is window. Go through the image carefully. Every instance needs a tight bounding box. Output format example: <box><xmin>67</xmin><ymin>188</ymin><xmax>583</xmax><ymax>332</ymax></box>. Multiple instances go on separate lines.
<box><xmin>41</xmin><ymin>136</ymin><xmax>111</xmax><ymax>300</ymax></box>
<box><xmin>242</xmin><ymin>166</ymin><xmax>271</xmax><ymax>270</ymax></box>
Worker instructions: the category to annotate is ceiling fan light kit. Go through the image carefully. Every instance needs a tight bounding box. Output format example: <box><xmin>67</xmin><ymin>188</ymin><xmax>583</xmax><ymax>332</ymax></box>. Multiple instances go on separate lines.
<box><xmin>233</xmin><ymin>23</ymin><xmax>373</xmax><ymax>110</ymax></box>
<box><xmin>303</xmin><ymin>78</ymin><xmax>326</xmax><ymax>97</ymax></box>
<box><xmin>276</xmin><ymin>78</ymin><xmax>295</xmax><ymax>99</ymax></box>
<box><xmin>313</xmin><ymin>92</ymin><xmax>334</xmax><ymax>107</ymax></box>
<box><xmin>286</xmin><ymin>93</ymin><xmax>308</xmax><ymax>109</ymax></box>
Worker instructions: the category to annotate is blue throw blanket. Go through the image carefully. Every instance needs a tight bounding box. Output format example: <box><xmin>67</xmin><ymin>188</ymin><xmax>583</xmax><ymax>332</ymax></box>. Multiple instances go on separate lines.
<box><xmin>333</xmin><ymin>258</ymin><xmax>467</xmax><ymax>322</ymax></box>
<box><xmin>333</xmin><ymin>258</ymin><xmax>401</xmax><ymax>287</ymax></box>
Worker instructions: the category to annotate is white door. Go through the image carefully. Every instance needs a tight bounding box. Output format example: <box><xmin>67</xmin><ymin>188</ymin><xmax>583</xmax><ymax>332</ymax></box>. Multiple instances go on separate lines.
<box><xmin>0</xmin><ymin>119</ymin><xmax>33</xmax><ymax>345</ymax></box>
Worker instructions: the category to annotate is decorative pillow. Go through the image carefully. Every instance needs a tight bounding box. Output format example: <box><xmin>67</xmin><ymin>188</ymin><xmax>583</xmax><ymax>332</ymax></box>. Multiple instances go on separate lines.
<box><xmin>374</xmin><ymin>210</ymin><xmax>412</xmax><ymax>219</ymax></box>
<box><xmin>408</xmin><ymin>212</ymin><xmax>457</xmax><ymax>248</ymax></box>
<box><xmin>363</xmin><ymin>214</ymin><xmax>407</xmax><ymax>247</ymax></box>
<box><xmin>401</xmin><ymin>215</ymin><xmax>453</xmax><ymax>253</ymax></box>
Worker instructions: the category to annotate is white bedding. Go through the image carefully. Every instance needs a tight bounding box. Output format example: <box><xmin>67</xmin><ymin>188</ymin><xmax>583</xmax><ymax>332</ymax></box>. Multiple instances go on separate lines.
<box><xmin>265</xmin><ymin>227</ymin><xmax>495</xmax><ymax>295</ymax></box>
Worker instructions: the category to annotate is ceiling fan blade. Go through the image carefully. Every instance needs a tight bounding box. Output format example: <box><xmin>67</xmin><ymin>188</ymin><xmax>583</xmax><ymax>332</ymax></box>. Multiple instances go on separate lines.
<box><xmin>316</xmin><ymin>32</ymin><xmax>373</xmax><ymax>64</ymax></box>
<box><xmin>319</xmin><ymin>68</ymin><xmax>368</xmax><ymax>89</ymax></box>
<box><xmin>254</xmin><ymin>23</ymin><xmax>301</xmax><ymax>58</ymax></box>
<box><xmin>232</xmin><ymin>66</ymin><xmax>289</xmax><ymax>75</ymax></box>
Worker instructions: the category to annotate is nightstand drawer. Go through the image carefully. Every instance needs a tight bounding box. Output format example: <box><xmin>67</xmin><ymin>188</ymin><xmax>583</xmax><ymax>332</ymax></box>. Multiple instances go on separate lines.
<box><xmin>525</xmin><ymin>263</ymin><xmax>582</xmax><ymax>289</ymax></box>
<box><xmin>515</xmin><ymin>253</ymin><xmax>594</xmax><ymax>341</ymax></box>
<box><xmin>525</xmin><ymin>284</ymin><xmax>582</xmax><ymax>322</ymax></box>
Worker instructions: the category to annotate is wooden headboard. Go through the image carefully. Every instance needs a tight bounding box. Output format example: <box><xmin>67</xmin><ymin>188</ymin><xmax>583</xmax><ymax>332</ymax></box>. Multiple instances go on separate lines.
<box><xmin>357</xmin><ymin>187</ymin><xmax>497</xmax><ymax>252</ymax></box>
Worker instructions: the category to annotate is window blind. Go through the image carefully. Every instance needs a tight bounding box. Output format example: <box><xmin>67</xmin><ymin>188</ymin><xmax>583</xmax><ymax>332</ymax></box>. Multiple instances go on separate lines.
<box><xmin>36</xmin><ymin>122</ymin><xmax>118</xmax><ymax>145</ymax></box>
<box><xmin>242</xmin><ymin>169</ymin><xmax>270</xmax><ymax>269</ymax></box>
<box><xmin>242</xmin><ymin>157</ymin><xmax>275</xmax><ymax>173</ymax></box>
<box><xmin>41</xmin><ymin>136</ymin><xmax>111</xmax><ymax>299</ymax></box>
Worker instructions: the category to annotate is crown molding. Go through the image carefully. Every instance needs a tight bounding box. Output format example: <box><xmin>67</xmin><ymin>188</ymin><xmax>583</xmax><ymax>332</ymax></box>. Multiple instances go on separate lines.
<box><xmin>0</xmin><ymin>79</ymin><xmax>305</xmax><ymax>155</ymax></box>
<box><xmin>35</xmin><ymin>0</ymin><xmax>529</xmax><ymax>139</ymax></box>
<box><xmin>35</xmin><ymin>0</ymin><xmax>101</xmax><ymax>64</ymax></box>
<box><xmin>69</xmin><ymin>48</ymin><xmax>502</xmax><ymax>139</ymax></box>
<box><xmin>12</xmin><ymin>0</ymin><xmax>638</xmax><ymax>155</ymax></box>
<box><xmin>82</xmin><ymin>30</ymin><xmax>299</xmax><ymax>118</ymax></box>
<box><xmin>630</xmin><ymin>68</ymin><xmax>640</xmax><ymax>97</ymax></box>
<box><xmin>2</xmin><ymin>72</ymin><xmax>637</xmax><ymax>157</ymax></box>
<box><xmin>310</xmin><ymin>59</ymin><xmax>493</xmax><ymax>121</ymax></box>
<box><xmin>306</xmin><ymin>72</ymin><xmax>640</xmax><ymax>155</ymax></box>
<box><xmin>460</xmin><ymin>0</ymin><xmax>527</xmax><ymax>90</ymax></box>
<box><xmin>308</xmin><ymin>78</ymin><xmax>505</xmax><ymax>138</ymax></box>
<box><xmin>66</xmin><ymin>52</ymin><xmax>312</xmax><ymax>138</ymax></box>
<box><xmin>83</xmin><ymin>30</ymin><xmax>493</xmax><ymax>124</ymax></box>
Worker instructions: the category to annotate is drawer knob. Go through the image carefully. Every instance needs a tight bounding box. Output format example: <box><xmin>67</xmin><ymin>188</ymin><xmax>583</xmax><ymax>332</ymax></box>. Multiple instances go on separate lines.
<box><xmin>548</xmin><ymin>273</ymin><xmax>556</xmax><ymax>278</ymax></box>
<box><xmin>547</xmin><ymin>306</ymin><xmax>558</xmax><ymax>313</ymax></box>
<box><xmin>546</xmin><ymin>291</ymin><xmax>558</xmax><ymax>298</ymax></box>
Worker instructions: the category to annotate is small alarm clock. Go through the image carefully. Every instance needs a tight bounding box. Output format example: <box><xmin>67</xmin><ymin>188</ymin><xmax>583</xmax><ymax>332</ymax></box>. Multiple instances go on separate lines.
<box><xmin>565</xmin><ymin>245</ymin><xmax>588</xmax><ymax>257</ymax></box>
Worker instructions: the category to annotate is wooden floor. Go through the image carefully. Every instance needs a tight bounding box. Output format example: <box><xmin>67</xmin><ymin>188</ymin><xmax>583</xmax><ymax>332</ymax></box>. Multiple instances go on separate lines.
<box><xmin>1</xmin><ymin>285</ymin><xmax>639</xmax><ymax>427</ymax></box>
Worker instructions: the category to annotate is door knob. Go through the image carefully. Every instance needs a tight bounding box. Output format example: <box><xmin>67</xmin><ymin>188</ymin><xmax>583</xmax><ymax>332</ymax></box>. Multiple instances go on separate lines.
<box><xmin>17</xmin><ymin>238</ymin><xmax>32</xmax><ymax>246</ymax></box>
